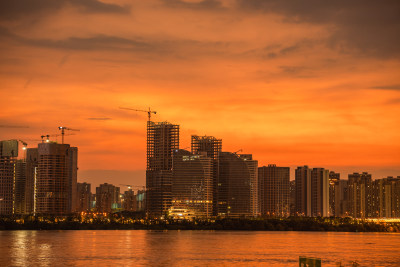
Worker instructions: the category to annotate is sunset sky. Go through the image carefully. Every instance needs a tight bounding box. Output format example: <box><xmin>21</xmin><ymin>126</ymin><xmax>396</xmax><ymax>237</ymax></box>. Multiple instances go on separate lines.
<box><xmin>1</xmin><ymin>0</ymin><xmax>399</xmax><ymax>188</ymax></box>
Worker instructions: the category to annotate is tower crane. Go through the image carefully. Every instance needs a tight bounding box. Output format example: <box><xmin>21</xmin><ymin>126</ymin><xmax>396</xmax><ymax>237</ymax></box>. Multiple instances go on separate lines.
<box><xmin>119</xmin><ymin>107</ymin><xmax>157</xmax><ymax>121</ymax></box>
<box><xmin>119</xmin><ymin>184</ymin><xmax>146</xmax><ymax>191</ymax></box>
<box><xmin>58</xmin><ymin>127</ymin><xmax>80</xmax><ymax>144</ymax></box>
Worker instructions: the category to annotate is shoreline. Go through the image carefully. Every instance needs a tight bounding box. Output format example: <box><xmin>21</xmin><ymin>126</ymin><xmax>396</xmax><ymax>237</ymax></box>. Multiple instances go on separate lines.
<box><xmin>1</xmin><ymin>216</ymin><xmax>399</xmax><ymax>232</ymax></box>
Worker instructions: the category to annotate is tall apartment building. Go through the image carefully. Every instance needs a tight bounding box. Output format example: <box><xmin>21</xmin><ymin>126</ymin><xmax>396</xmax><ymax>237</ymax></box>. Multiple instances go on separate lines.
<box><xmin>171</xmin><ymin>149</ymin><xmax>213</xmax><ymax>218</ymax></box>
<box><xmin>329</xmin><ymin>171</ymin><xmax>340</xmax><ymax>216</ymax></box>
<box><xmin>289</xmin><ymin>180</ymin><xmax>296</xmax><ymax>216</ymax></box>
<box><xmin>13</xmin><ymin>159</ymin><xmax>27</xmax><ymax>214</ymax></box>
<box><xmin>191</xmin><ymin>135</ymin><xmax>221</xmax><ymax>216</ymax></box>
<box><xmin>35</xmin><ymin>142</ymin><xmax>78</xmax><ymax>215</ymax></box>
<box><xmin>348</xmin><ymin>172</ymin><xmax>372</xmax><ymax>218</ymax></box>
<box><xmin>217</xmin><ymin>152</ymin><xmax>258</xmax><ymax>217</ymax></box>
<box><xmin>295</xmin><ymin>166</ymin><xmax>311</xmax><ymax>216</ymax></box>
<box><xmin>336</xmin><ymin>180</ymin><xmax>349</xmax><ymax>217</ymax></box>
<box><xmin>76</xmin><ymin>182</ymin><xmax>91</xmax><ymax>212</ymax></box>
<box><xmin>258</xmin><ymin>165</ymin><xmax>290</xmax><ymax>217</ymax></box>
<box><xmin>310</xmin><ymin>168</ymin><xmax>329</xmax><ymax>217</ymax></box>
<box><xmin>25</xmin><ymin>148</ymin><xmax>38</xmax><ymax>214</ymax></box>
<box><xmin>146</xmin><ymin>121</ymin><xmax>179</xmax><ymax>218</ymax></box>
<box><xmin>96</xmin><ymin>183</ymin><xmax>120</xmax><ymax>213</ymax></box>
<box><xmin>371</xmin><ymin>176</ymin><xmax>400</xmax><ymax>218</ymax></box>
<box><xmin>123</xmin><ymin>189</ymin><xmax>137</xmax><ymax>211</ymax></box>
<box><xmin>0</xmin><ymin>140</ymin><xmax>18</xmax><ymax>215</ymax></box>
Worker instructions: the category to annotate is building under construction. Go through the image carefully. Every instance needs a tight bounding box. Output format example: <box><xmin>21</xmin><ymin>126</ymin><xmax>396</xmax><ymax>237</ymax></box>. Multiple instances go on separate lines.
<box><xmin>146</xmin><ymin>121</ymin><xmax>179</xmax><ymax>218</ymax></box>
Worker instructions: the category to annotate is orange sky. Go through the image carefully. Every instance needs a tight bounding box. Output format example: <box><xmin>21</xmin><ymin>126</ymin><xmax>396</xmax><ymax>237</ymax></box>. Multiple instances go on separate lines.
<box><xmin>1</xmin><ymin>0</ymin><xmax>399</xmax><ymax>188</ymax></box>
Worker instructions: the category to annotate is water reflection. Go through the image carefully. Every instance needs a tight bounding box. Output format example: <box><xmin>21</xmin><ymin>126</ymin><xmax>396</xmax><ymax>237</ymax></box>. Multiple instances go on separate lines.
<box><xmin>0</xmin><ymin>231</ymin><xmax>399</xmax><ymax>266</ymax></box>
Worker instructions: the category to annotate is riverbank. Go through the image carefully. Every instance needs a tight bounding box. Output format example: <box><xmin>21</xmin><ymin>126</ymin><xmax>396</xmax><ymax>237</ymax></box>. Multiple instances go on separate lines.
<box><xmin>1</xmin><ymin>215</ymin><xmax>399</xmax><ymax>232</ymax></box>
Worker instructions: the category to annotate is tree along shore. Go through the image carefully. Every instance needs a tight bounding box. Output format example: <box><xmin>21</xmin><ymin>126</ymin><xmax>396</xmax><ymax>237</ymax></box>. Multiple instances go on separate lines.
<box><xmin>1</xmin><ymin>215</ymin><xmax>399</xmax><ymax>232</ymax></box>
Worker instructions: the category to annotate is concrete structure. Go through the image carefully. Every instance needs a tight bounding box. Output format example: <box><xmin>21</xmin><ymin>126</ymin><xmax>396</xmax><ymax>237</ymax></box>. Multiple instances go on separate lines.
<box><xmin>35</xmin><ymin>142</ymin><xmax>78</xmax><ymax>215</ymax></box>
<box><xmin>0</xmin><ymin>140</ymin><xmax>18</xmax><ymax>215</ymax></box>
<box><xmin>96</xmin><ymin>183</ymin><xmax>120</xmax><ymax>213</ymax></box>
<box><xmin>258</xmin><ymin>165</ymin><xmax>290</xmax><ymax>217</ymax></box>
<box><xmin>348</xmin><ymin>172</ymin><xmax>372</xmax><ymax>218</ymax></box>
<box><xmin>13</xmin><ymin>159</ymin><xmax>27</xmax><ymax>214</ymax></box>
<box><xmin>371</xmin><ymin>176</ymin><xmax>400</xmax><ymax>218</ymax></box>
<box><xmin>146</xmin><ymin>121</ymin><xmax>179</xmax><ymax>218</ymax></box>
<box><xmin>123</xmin><ymin>189</ymin><xmax>137</xmax><ymax>211</ymax></box>
<box><xmin>76</xmin><ymin>182</ymin><xmax>91</xmax><ymax>212</ymax></box>
<box><xmin>329</xmin><ymin>171</ymin><xmax>340</xmax><ymax>216</ymax></box>
<box><xmin>289</xmin><ymin>180</ymin><xmax>296</xmax><ymax>216</ymax></box>
<box><xmin>310</xmin><ymin>168</ymin><xmax>330</xmax><ymax>217</ymax></box>
<box><xmin>295</xmin><ymin>166</ymin><xmax>311</xmax><ymax>216</ymax></box>
<box><xmin>171</xmin><ymin>149</ymin><xmax>213</xmax><ymax>218</ymax></box>
<box><xmin>216</xmin><ymin>152</ymin><xmax>258</xmax><ymax>217</ymax></box>
<box><xmin>25</xmin><ymin>148</ymin><xmax>38</xmax><ymax>214</ymax></box>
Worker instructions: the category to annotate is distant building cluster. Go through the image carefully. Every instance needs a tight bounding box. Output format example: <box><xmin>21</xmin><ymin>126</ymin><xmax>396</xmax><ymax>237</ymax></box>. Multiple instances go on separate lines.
<box><xmin>1</xmin><ymin>122</ymin><xmax>400</xmax><ymax>219</ymax></box>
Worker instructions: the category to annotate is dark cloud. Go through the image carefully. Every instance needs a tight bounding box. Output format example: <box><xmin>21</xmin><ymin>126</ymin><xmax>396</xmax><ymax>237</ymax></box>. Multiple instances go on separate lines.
<box><xmin>235</xmin><ymin>0</ymin><xmax>400</xmax><ymax>58</ymax></box>
<box><xmin>370</xmin><ymin>85</ymin><xmax>400</xmax><ymax>91</ymax></box>
<box><xmin>0</xmin><ymin>0</ymin><xmax>129</xmax><ymax>21</ymax></box>
<box><xmin>161</xmin><ymin>0</ymin><xmax>224</xmax><ymax>10</ymax></box>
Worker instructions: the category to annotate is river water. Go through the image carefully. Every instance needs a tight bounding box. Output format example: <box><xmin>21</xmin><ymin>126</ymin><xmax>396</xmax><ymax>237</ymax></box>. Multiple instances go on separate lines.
<box><xmin>0</xmin><ymin>231</ymin><xmax>399</xmax><ymax>266</ymax></box>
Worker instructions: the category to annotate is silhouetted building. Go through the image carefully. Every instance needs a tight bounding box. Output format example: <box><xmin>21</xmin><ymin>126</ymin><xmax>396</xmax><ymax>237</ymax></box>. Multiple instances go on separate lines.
<box><xmin>13</xmin><ymin>159</ymin><xmax>27</xmax><ymax>214</ymax></box>
<box><xmin>336</xmin><ymin>180</ymin><xmax>349</xmax><ymax>217</ymax></box>
<box><xmin>25</xmin><ymin>148</ymin><xmax>38</xmax><ymax>214</ymax></box>
<box><xmin>217</xmin><ymin>152</ymin><xmax>258</xmax><ymax>217</ymax></box>
<box><xmin>123</xmin><ymin>189</ymin><xmax>137</xmax><ymax>211</ymax></box>
<box><xmin>289</xmin><ymin>180</ymin><xmax>296</xmax><ymax>216</ymax></box>
<box><xmin>295</xmin><ymin>166</ymin><xmax>311</xmax><ymax>216</ymax></box>
<box><xmin>96</xmin><ymin>183</ymin><xmax>120</xmax><ymax>213</ymax></box>
<box><xmin>136</xmin><ymin>190</ymin><xmax>146</xmax><ymax>212</ymax></box>
<box><xmin>0</xmin><ymin>140</ymin><xmax>18</xmax><ymax>215</ymax></box>
<box><xmin>35</xmin><ymin>142</ymin><xmax>78</xmax><ymax>215</ymax></box>
<box><xmin>146</xmin><ymin>121</ymin><xmax>179</xmax><ymax>218</ymax></box>
<box><xmin>77</xmin><ymin>182</ymin><xmax>91</xmax><ymax>212</ymax></box>
<box><xmin>311</xmin><ymin>168</ymin><xmax>329</xmax><ymax>217</ymax></box>
<box><xmin>191</xmin><ymin>135</ymin><xmax>221</xmax><ymax>216</ymax></box>
<box><xmin>348</xmin><ymin>172</ymin><xmax>372</xmax><ymax>218</ymax></box>
<box><xmin>329</xmin><ymin>171</ymin><xmax>340</xmax><ymax>216</ymax></box>
<box><xmin>258</xmin><ymin>164</ymin><xmax>290</xmax><ymax>217</ymax></box>
<box><xmin>371</xmin><ymin>176</ymin><xmax>400</xmax><ymax>218</ymax></box>
<box><xmin>171</xmin><ymin>149</ymin><xmax>213</xmax><ymax>218</ymax></box>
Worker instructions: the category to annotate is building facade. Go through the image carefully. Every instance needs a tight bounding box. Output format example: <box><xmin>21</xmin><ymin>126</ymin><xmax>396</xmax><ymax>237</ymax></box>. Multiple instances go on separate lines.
<box><xmin>35</xmin><ymin>142</ymin><xmax>78</xmax><ymax>215</ymax></box>
<box><xmin>258</xmin><ymin>165</ymin><xmax>290</xmax><ymax>217</ymax></box>
<box><xmin>295</xmin><ymin>166</ymin><xmax>311</xmax><ymax>216</ymax></box>
<box><xmin>96</xmin><ymin>183</ymin><xmax>120</xmax><ymax>213</ymax></box>
<box><xmin>76</xmin><ymin>182</ymin><xmax>91</xmax><ymax>213</ymax></box>
<box><xmin>146</xmin><ymin>121</ymin><xmax>179</xmax><ymax>218</ymax></box>
<box><xmin>347</xmin><ymin>172</ymin><xmax>372</xmax><ymax>218</ymax></box>
<box><xmin>171</xmin><ymin>149</ymin><xmax>213</xmax><ymax>218</ymax></box>
<box><xmin>217</xmin><ymin>152</ymin><xmax>258</xmax><ymax>217</ymax></box>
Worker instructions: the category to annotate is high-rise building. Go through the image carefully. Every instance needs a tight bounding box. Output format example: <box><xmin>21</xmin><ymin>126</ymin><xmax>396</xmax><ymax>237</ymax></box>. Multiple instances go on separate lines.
<box><xmin>329</xmin><ymin>171</ymin><xmax>340</xmax><ymax>216</ymax></box>
<box><xmin>35</xmin><ymin>142</ymin><xmax>78</xmax><ymax>215</ymax></box>
<box><xmin>348</xmin><ymin>172</ymin><xmax>372</xmax><ymax>218</ymax></box>
<box><xmin>123</xmin><ymin>189</ymin><xmax>137</xmax><ymax>211</ymax></box>
<box><xmin>310</xmin><ymin>168</ymin><xmax>329</xmax><ymax>217</ymax></box>
<box><xmin>13</xmin><ymin>159</ymin><xmax>27</xmax><ymax>214</ymax></box>
<box><xmin>216</xmin><ymin>152</ymin><xmax>258</xmax><ymax>217</ymax></box>
<box><xmin>0</xmin><ymin>140</ymin><xmax>18</xmax><ymax>215</ymax></box>
<box><xmin>76</xmin><ymin>182</ymin><xmax>91</xmax><ymax>212</ymax></box>
<box><xmin>295</xmin><ymin>166</ymin><xmax>311</xmax><ymax>216</ymax></box>
<box><xmin>96</xmin><ymin>183</ymin><xmax>120</xmax><ymax>213</ymax></box>
<box><xmin>289</xmin><ymin>180</ymin><xmax>296</xmax><ymax>216</ymax></box>
<box><xmin>336</xmin><ymin>180</ymin><xmax>349</xmax><ymax>217</ymax></box>
<box><xmin>191</xmin><ymin>135</ymin><xmax>221</xmax><ymax>216</ymax></box>
<box><xmin>25</xmin><ymin>148</ymin><xmax>38</xmax><ymax>214</ymax></box>
<box><xmin>371</xmin><ymin>176</ymin><xmax>400</xmax><ymax>218</ymax></box>
<box><xmin>258</xmin><ymin>164</ymin><xmax>290</xmax><ymax>217</ymax></box>
<box><xmin>146</xmin><ymin>121</ymin><xmax>179</xmax><ymax>218</ymax></box>
<box><xmin>171</xmin><ymin>149</ymin><xmax>213</xmax><ymax>218</ymax></box>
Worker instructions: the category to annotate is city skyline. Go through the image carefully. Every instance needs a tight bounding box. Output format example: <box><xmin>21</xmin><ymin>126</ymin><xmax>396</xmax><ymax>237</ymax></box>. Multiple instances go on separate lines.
<box><xmin>1</xmin><ymin>0</ymin><xmax>399</xmax><ymax>188</ymax></box>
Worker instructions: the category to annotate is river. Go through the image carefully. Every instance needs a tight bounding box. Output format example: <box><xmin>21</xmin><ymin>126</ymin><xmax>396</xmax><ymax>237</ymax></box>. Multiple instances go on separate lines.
<box><xmin>0</xmin><ymin>231</ymin><xmax>399</xmax><ymax>266</ymax></box>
